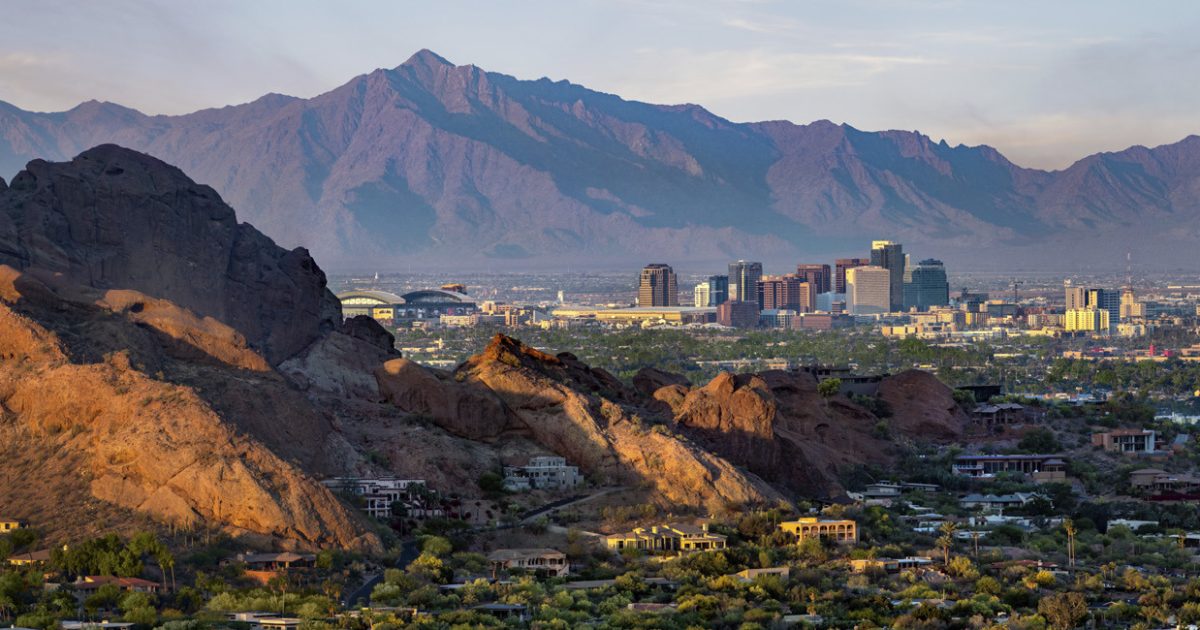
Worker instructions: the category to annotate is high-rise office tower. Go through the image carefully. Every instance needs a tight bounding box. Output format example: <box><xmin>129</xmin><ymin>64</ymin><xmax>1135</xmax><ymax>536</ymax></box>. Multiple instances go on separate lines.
<box><xmin>795</xmin><ymin>264</ymin><xmax>832</xmax><ymax>295</ymax></box>
<box><xmin>846</xmin><ymin>266</ymin><xmax>891</xmax><ymax>314</ymax></box>
<box><xmin>728</xmin><ymin>260</ymin><xmax>763</xmax><ymax>303</ymax></box>
<box><xmin>1064</xmin><ymin>281</ymin><xmax>1088</xmax><ymax>311</ymax></box>
<box><xmin>1064</xmin><ymin>282</ymin><xmax>1118</xmax><ymax>331</ymax></box>
<box><xmin>694</xmin><ymin>275</ymin><xmax>729</xmax><ymax>307</ymax></box>
<box><xmin>903</xmin><ymin>259</ymin><xmax>950</xmax><ymax>311</ymax></box>
<box><xmin>1087</xmin><ymin>288</ymin><xmax>1119</xmax><ymax>331</ymax></box>
<box><xmin>638</xmin><ymin>264</ymin><xmax>678</xmax><ymax>307</ymax></box>
<box><xmin>757</xmin><ymin>275</ymin><xmax>815</xmax><ymax>312</ymax></box>
<box><xmin>707</xmin><ymin>275</ymin><xmax>729</xmax><ymax>305</ymax></box>
<box><xmin>870</xmin><ymin>240</ymin><xmax>904</xmax><ymax>311</ymax></box>
<box><xmin>835</xmin><ymin>258</ymin><xmax>869</xmax><ymax>294</ymax></box>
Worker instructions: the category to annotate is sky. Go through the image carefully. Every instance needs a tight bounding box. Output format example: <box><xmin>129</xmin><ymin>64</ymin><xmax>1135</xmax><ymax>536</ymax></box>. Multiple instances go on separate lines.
<box><xmin>2</xmin><ymin>0</ymin><xmax>1198</xmax><ymax>170</ymax></box>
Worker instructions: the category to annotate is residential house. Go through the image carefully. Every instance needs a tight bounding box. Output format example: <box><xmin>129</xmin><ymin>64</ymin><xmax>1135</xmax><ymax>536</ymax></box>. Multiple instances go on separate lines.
<box><xmin>730</xmin><ymin>567</ymin><xmax>790</xmax><ymax>582</ymax></box>
<box><xmin>953</xmin><ymin>454</ymin><xmax>1068</xmax><ymax>482</ymax></box>
<box><xmin>472</xmin><ymin>603</ymin><xmax>530</xmax><ymax>622</ymax></box>
<box><xmin>227</xmin><ymin>552</ymin><xmax>316</xmax><ymax>586</ymax></box>
<box><xmin>959</xmin><ymin>493</ymin><xmax>1045</xmax><ymax>511</ymax></box>
<box><xmin>230</xmin><ymin>552</ymin><xmax>316</xmax><ymax>571</ymax></box>
<box><xmin>862</xmin><ymin>483</ymin><xmax>903</xmax><ymax>500</ymax></box>
<box><xmin>1129</xmin><ymin>468</ymin><xmax>1200</xmax><ymax>494</ymax></box>
<box><xmin>779</xmin><ymin>517</ymin><xmax>858</xmax><ymax>543</ymax></box>
<box><xmin>72</xmin><ymin>576</ymin><xmax>160</xmax><ymax>595</ymax></box>
<box><xmin>320</xmin><ymin>477</ymin><xmax>434</xmax><ymax>519</ymax></box>
<box><xmin>605</xmin><ymin>522</ymin><xmax>726</xmax><ymax>553</ymax></box>
<box><xmin>7</xmin><ymin>548</ymin><xmax>52</xmax><ymax>567</ymax></box>
<box><xmin>969</xmin><ymin>403</ymin><xmax>1028</xmax><ymax>433</ymax></box>
<box><xmin>850</xmin><ymin>557</ymin><xmax>934</xmax><ymax>574</ymax></box>
<box><xmin>486</xmin><ymin>548</ymin><xmax>569</xmax><ymax>577</ymax></box>
<box><xmin>1</xmin><ymin>518</ymin><xmax>22</xmax><ymax>533</ymax></box>
<box><xmin>502</xmin><ymin>456</ymin><xmax>583</xmax><ymax>491</ymax></box>
<box><xmin>1092</xmin><ymin>429</ymin><xmax>1157</xmax><ymax>454</ymax></box>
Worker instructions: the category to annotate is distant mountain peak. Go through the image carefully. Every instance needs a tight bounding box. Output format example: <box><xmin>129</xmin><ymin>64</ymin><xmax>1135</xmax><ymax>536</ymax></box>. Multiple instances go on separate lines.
<box><xmin>400</xmin><ymin>48</ymin><xmax>455</xmax><ymax>69</ymax></box>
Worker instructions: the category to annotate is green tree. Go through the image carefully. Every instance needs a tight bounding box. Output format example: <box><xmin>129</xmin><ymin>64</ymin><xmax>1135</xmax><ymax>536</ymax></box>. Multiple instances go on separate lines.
<box><xmin>1038</xmin><ymin>592</ymin><xmax>1086</xmax><ymax>630</ymax></box>
<box><xmin>817</xmin><ymin>378</ymin><xmax>841</xmax><ymax>398</ymax></box>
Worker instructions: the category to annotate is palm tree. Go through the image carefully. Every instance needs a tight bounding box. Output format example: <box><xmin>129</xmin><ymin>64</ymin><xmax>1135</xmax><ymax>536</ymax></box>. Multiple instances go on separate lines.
<box><xmin>937</xmin><ymin>521</ymin><xmax>959</xmax><ymax>567</ymax></box>
<box><xmin>1063</xmin><ymin>518</ymin><xmax>1077</xmax><ymax>568</ymax></box>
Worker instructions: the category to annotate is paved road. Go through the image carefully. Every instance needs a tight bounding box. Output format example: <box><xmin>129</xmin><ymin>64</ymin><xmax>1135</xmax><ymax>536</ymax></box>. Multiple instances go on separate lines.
<box><xmin>519</xmin><ymin>487</ymin><xmax>619</xmax><ymax>524</ymax></box>
<box><xmin>341</xmin><ymin>539</ymin><xmax>420</xmax><ymax>607</ymax></box>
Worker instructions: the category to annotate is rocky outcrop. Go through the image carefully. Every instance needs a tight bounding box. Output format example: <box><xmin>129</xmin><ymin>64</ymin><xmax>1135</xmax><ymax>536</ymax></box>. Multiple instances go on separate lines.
<box><xmin>632</xmin><ymin>367</ymin><xmax>691</xmax><ymax>398</ymax></box>
<box><xmin>377</xmin><ymin>335</ymin><xmax>783</xmax><ymax>512</ymax></box>
<box><xmin>0</xmin><ymin>267</ymin><xmax>379</xmax><ymax>551</ymax></box>
<box><xmin>877</xmin><ymin>369</ymin><xmax>967</xmax><ymax>441</ymax></box>
<box><xmin>0</xmin><ymin>145</ymin><xmax>342</xmax><ymax>365</ymax></box>
<box><xmin>672</xmin><ymin>369</ymin><xmax>891</xmax><ymax>498</ymax></box>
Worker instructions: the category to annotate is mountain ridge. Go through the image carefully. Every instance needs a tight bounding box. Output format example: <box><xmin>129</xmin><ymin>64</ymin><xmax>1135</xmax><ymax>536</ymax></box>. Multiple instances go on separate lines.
<box><xmin>2</xmin><ymin>49</ymin><xmax>1199</xmax><ymax>270</ymax></box>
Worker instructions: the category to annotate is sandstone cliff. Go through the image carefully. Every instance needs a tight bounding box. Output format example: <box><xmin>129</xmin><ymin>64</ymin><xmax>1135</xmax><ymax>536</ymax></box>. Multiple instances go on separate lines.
<box><xmin>378</xmin><ymin>335</ymin><xmax>784</xmax><ymax>512</ymax></box>
<box><xmin>377</xmin><ymin>335</ymin><xmax>967</xmax><ymax>503</ymax></box>
<box><xmin>0</xmin><ymin>266</ymin><xmax>379</xmax><ymax>551</ymax></box>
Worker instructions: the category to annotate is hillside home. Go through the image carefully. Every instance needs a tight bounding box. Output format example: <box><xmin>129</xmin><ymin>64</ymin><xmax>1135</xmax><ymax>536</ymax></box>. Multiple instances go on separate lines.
<box><xmin>968</xmin><ymin>403</ymin><xmax>1029</xmax><ymax>433</ymax></box>
<box><xmin>779</xmin><ymin>517</ymin><xmax>858</xmax><ymax>543</ymax></box>
<box><xmin>487</xmin><ymin>548</ymin><xmax>569</xmax><ymax>577</ymax></box>
<box><xmin>502</xmin><ymin>456</ymin><xmax>583</xmax><ymax>491</ymax></box>
<box><xmin>850</xmin><ymin>557</ymin><xmax>934</xmax><ymax>574</ymax></box>
<box><xmin>1129</xmin><ymin>468</ymin><xmax>1200</xmax><ymax>493</ymax></box>
<box><xmin>953</xmin><ymin>454</ymin><xmax>1067</xmax><ymax>482</ymax></box>
<box><xmin>730</xmin><ymin>567</ymin><xmax>791</xmax><ymax>582</ymax></box>
<box><xmin>1092</xmin><ymin>429</ymin><xmax>1158</xmax><ymax>454</ymax></box>
<box><xmin>0</xmin><ymin>518</ymin><xmax>21</xmax><ymax>533</ymax></box>
<box><xmin>72</xmin><ymin>576</ymin><xmax>160</xmax><ymax>595</ymax></box>
<box><xmin>605</xmin><ymin>522</ymin><xmax>726</xmax><ymax>553</ymax></box>
<box><xmin>7</xmin><ymin>548</ymin><xmax>52</xmax><ymax>567</ymax></box>
<box><xmin>959</xmin><ymin>493</ymin><xmax>1045</xmax><ymax>511</ymax></box>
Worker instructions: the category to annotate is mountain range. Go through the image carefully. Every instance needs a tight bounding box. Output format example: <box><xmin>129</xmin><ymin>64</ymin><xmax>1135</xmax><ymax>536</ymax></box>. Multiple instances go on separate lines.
<box><xmin>2</xmin><ymin>49</ymin><xmax>1199</xmax><ymax>271</ymax></box>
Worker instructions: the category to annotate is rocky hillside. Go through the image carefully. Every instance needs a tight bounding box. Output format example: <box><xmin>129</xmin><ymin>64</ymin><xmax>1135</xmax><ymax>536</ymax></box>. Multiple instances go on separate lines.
<box><xmin>3</xmin><ymin>50</ymin><xmax>1199</xmax><ymax>269</ymax></box>
<box><xmin>377</xmin><ymin>334</ymin><xmax>966</xmax><ymax>504</ymax></box>
<box><xmin>0</xmin><ymin>147</ymin><xmax>393</xmax><ymax>551</ymax></box>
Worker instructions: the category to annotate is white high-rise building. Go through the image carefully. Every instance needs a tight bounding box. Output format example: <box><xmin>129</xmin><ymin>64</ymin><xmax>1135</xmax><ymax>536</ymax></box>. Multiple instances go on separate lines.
<box><xmin>847</xmin><ymin>266</ymin><xmax>892</xmax><ymax>315</ymax></box>
<box><xmin>694</xmin><ymin>283</ymin><xmax>711</xmax><ymax>308</ymax></box>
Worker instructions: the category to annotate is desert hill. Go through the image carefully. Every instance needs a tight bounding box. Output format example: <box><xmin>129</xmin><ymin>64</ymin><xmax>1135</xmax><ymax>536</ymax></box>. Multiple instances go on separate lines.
<box><xmin>377</xmin><ymin>333</ymin><xmax>966</xmax><ymax>505</ymax></box>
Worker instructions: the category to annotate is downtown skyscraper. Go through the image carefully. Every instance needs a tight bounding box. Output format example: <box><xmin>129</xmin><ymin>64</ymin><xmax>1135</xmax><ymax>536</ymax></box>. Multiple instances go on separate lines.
<box><xmin>728</xmin><ymin>260</ymin><xmax>763</xmax><ymax>304</ymax></box>
<box><xmin>870</xmin><ymin>241</ymin><xmax>904</xmax><ymax>311</ymax></box>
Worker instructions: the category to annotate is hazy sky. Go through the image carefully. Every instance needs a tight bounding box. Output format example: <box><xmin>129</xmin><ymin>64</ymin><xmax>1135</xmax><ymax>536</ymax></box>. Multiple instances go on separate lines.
<box><xmin>2</xmin><ymin>0</ymin><xmax>1197</xmax><ymax>169</ymax></box>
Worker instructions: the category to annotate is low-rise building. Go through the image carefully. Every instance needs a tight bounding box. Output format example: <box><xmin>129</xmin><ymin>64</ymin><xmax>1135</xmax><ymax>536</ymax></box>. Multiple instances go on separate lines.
<box><xmin>320</xmin><ymin>477</ymin><xmax>436</xmax><ymax>519</ymax></box>
<box><xmin>72</xmin><ymin>576</ymin><xmax>160</xmax><ymax>595</ymax></box>
<box><xmin>953</xmin><ymin>454</ymin><xmax>1068</xmax><ymax>482</ymax></box>
<box><xmin>7</xmin><ymin>548</ymin><xmax>52</xmax><ymax>567</ymax></box>
<box><xmin>502</xmin><ymin>456</ymin><xmax>583</xmax><ymax>491</ymax></box>
<box><xmin>729</xmin><ymin>567</ymin><xmax>790</xmax><ymax>582</ymax></box>
<box><xmin>779</xmin><ymin>517</ymin><xmax>858</xmax><ymax>544</ymax></box>
<box><xmin>850</xmin><ymin>557</ymin><xmax>934</xmax><ymax>574</ymax></box>
<box><xmin>1129</xmin><ymin>468</ymin><xmax>1200</xmax><ymax>493</ymax></box>
<box><xmin>0</xmin><ymin>518</ymin><xmax>22</xmax><ymax>533</ymax></box>
<box><xmin>487</xmin><ymin>548</ymin><xmax>569</xmax><ymax>578</ymax></box>
<box><xmin>959</xmin><ymin>493</ymin><xmax>1044</xmax><ymax>511</ymax></box>
<box><xmin>968</xmin><ymin>403</ymin><xmax>1027</xmax><ymax>433</ymax></box>
<box><xmin>1092</xmin><ymin>429</ymin><xmax>1157</xmax><ymax>453</ymax></box>
<box><xmin>605</xmin><ymin>522</ymin><xmax>726</xmax><ymax>554</ymax></box>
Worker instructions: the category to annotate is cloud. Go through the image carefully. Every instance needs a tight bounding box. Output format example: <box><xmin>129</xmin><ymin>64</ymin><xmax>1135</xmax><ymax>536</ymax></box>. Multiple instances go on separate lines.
<box><xmin>614</xmin><ymin>48</ymin><xmax>941</xmax><ymax>106</ymax></box>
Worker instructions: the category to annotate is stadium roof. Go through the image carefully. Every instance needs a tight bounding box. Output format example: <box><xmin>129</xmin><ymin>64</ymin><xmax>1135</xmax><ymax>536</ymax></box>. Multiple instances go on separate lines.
<box><xmin>336</xmin><ymin>290</ymin><xmax>405</xmax><ymax>304</ymax></box>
